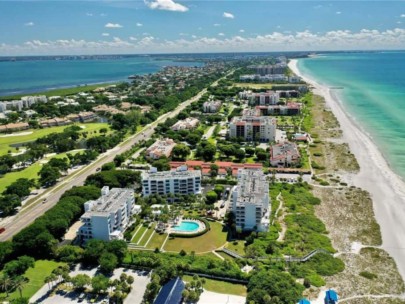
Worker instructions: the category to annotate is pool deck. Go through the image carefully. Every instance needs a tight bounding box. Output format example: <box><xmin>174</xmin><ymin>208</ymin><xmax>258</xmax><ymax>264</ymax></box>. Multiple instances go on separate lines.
<box><xmin>167</xmin><ymin>219</ymin><xmax>206</xmax><ymax>235</ymax></box>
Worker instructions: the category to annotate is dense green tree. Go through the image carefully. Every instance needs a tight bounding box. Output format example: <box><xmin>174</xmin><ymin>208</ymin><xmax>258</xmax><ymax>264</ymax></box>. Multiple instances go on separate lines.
<box><xmin>4</xmin><ymin>178</ymin><xmax>35</xmax><ymax>199</ymax></box>
<box><xmin>56</xmin><ymin>245</ymin><xmax>84</xmax><ymax>264</ymax></box>
<box><xmin>39</xmin><ymin>164</ymin><xmax>61</xmax><ymax>187</ymax></box>
<box><xmin>172</xmin><ymin>144</ymin><xmax>191</xmax><ymax>161</ymax></box>
<box><xmin>91</xmin><ymin>275</ymin><xmax>110</xmax><ymax>294</ymax></box>
<box><xmin>71</xmin><ymin>274</ymin><xmax>91</xmax><ymax>290</ymax></box>
<box><xmin>247</xmin><ymin>270</ymin><xmax>304</xmax><ymax>304</ymax></box>
<box><xmin>99</xmin><ymin>252</ymin><xmax>118</xmax><ymax>274</ymax></box>
<box><xmin>205</xmin><ymin>191</ymin><xmax>218</xmax><ymax>204</ymax></box>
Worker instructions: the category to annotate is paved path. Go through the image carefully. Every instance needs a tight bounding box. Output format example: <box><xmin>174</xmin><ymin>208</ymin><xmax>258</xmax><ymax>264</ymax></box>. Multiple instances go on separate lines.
<box><xmin>0</xmin><ymin>71</ymin><xmax>233</xmax><ymax>241</ymax></box>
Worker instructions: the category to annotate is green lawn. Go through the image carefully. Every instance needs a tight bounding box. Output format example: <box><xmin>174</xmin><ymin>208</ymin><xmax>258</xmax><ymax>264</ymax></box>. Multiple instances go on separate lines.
<box><xmin>0</xmin><ymin>260</ymin><xmax>66</xmax><ymax>301</ymax></box>
<box><xmin>183</xmin><ymin>275</ymin><xmax>247</xmax><ymax>296</ymax></box>
<box><xmin>0</xmin><ymin>149</ymin><xmax>84</xmax><ymax>193</ymax></box>
<box><xmin>131</xmin><ymin>225</ymin><xmax>148</xmax><ymax>244</ymax></box>
<box><xmin>138</xmin><ymin>224</ymin><xmax>156</xmax><ymax>247</ymax></box>
<box><xmin>226</xmin><ymin>241</ymin><xmax>246</xmax><ymax>255</ymax></box>
<box><xmin>146</xmin><ymin>232</ymin><xmax>167</xmax><ymax>250</ymax></box>
<box><xmin>0</xmin><ymin>123</ymin><xmax>109</xmax><ymax>156</ymax></box>
<box><xmin>163</xmin><ymin>222</ymin><xmax>228</xmax><ymax>253</ymax></box>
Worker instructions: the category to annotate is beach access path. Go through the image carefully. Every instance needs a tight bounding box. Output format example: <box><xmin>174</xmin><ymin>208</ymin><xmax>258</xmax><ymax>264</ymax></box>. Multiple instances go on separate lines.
<box><xmin>289</xmin><ymin>59</ymin><xmax>405</xmax><ymax>282</ymax></box>
<box><xmin>0</xmin><ymin>70</ymin><xmax>234</xmax><ymax>242</ymax></box>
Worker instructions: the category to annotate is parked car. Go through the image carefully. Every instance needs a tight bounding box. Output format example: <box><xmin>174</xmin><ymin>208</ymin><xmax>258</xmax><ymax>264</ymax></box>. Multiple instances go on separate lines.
<box><xmin>0</xmin><ymin>227</ymin><xmax>5</xmax><ymax>234</ymax></box>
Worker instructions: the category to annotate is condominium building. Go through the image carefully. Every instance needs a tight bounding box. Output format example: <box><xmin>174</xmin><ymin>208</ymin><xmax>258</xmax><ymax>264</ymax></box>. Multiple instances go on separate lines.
<box><xmin>229</xmin><ymin>115</ymin><xmax>276</xmax><ymax>142</ymax></box>
<box><xmin>78</xmin><ymin>186</ymin><xmax>136</xmax><ymax>242</ymax></box>
<box><xmin>231</xmin><ymin>169</ymin><xmax>270</xmax><ymax>232</ymax></box>
<box><xmin>0</xmin><ymin>96</ymin><xmax>47</xmax><ymax>113</ymax></box>
<box><xmin>171</xmin><ymin>118</ymin><xmax>199</xmax><ymax>131</ymax></box>
<box><xmin>270</xmin><ymin>141</ymin><xmax>301</xmax><ymax>167</ymax></box>
<box><xmin>202</xmin><ymin>100</ymin><xmax>222</xmax><ymax>113</ymax></box>
<box><xmin>21</xmin><ymin>95</ymin><xmax>47</xmax><ymax>107</ymax></box>
<box><xmin>256</xmin><ymin>103</ymin><xmax>301</xmax><ymax>116</ymax></box>
<box><xmin>141</xmin><ymin>166</ymin><xmax>201</xmax><ymax>196</ymax></box>
<box><xmin>249</xmin><ymin>63</ymin><xmax>287</xmax><ymax>75</ymax></box>
<box><xmin>248</xmin><ymin>91</ymin><xmax>280</xmax><ymax>106</ymax></box>
<box><xmin>146</xmin><ymin>138</ymin><xmax>176</xmax><ymax>159</ymax></box>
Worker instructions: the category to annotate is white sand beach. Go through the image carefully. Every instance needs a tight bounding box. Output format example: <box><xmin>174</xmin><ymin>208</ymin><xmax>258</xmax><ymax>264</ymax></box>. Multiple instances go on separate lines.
<box><xmin>289</xmin><ymin>59</ymin><xmax>405</xmax><ymax>282</ymax></box>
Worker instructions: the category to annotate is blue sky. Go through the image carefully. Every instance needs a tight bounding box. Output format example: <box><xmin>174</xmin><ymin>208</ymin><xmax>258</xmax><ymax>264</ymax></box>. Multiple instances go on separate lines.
<box><xmin>1</xmin><ymin>1</ymin><xmax>405</xmax><ymax>55</ymax></box>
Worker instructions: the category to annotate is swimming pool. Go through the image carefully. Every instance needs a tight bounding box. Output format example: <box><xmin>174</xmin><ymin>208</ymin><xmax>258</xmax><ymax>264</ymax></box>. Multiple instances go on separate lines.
<box><xmin>172</xmin><ymin>221</ymin><xmax>200</xmax><ymax>232</ymax></box>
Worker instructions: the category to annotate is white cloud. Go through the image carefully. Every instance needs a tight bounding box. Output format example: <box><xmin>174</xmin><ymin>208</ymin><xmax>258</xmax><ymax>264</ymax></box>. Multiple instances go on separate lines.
<box><xmin>401</xmin><ymin>14</ymin><xmax>405</xmax><ymax>18</ymax></box>
<box><xmin>4</xmin><ymin>28</ymin><xmax>405</xmax><ymax>55</ymax></box>
<box><xmin>179</xmin><ymin>33</ymin><xmax>188</xmax><ymax>36</ymax></box>
<box><xmin>136</xmin><ymin>22</ymin><xmax>143</xmax><ymax>27</ymax></box>
<box><xmin>86</xmin><ymin>13</ymin><xmax>93</xmax><ymax>17</ymax></box>
<box><xmin>105</xmin><ymin>23</ymin><xmax>123</xmax><ymax>28</ymax></box>
<box><xmin>213</xmin><ymin>23</ymin><xmax>221</xmax><ymax>27</ymax></box>
<box><xmin>239</xmin><ymin>29</ymin><xmax>245</xmax><ymax>33</ymax></box>
<box><xmin>102</xmin><ymin>33</ymin><xmax>110</xmax><ymax>37</ymax></box>
<box><xmin>100</xmin><ymin>13</ymin><xmax>107</xmax><ymax>17</ymax></box>
<box><xmin>223</xmin><ymin>12</ymin><xmax>234</xmax><ymax>19</ymax></box>
<box><xmin>336</xmin><ymin>11</ymin><xmax>342</xmax><ymax>15</ymax></box>
<box><xmin>129</xmin><ymin>37</ymin><xmax>137</xmax><ymax>41</ymax></box>
<box><xmin>218</xmin><ymin>33</ymin><xmax>225</xmax><ymax>36</ymax></box>
<box><xmin>144</xmin><ymin>0</ymin><xmax>188</xmax><ymax>12</ymax></box>
<box><xmin>191</xmin><ymin>35</ymin><xmax>197</xmax><ymax>39</ymax></box>
<box><xmin>24</xmin><ymin>22</ymin><xmax>34</xmax><ymax>27</ymax></box>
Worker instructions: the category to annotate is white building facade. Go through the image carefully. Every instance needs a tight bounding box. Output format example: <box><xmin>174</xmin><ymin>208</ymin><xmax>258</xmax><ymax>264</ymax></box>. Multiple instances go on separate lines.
<box><xmin>78</xmin><ymin>186</ymin><xmax>137</xmax><ymax>242</ymax></box>
<box><xmin>229</xmin><ymin>115</ymin><xmax>276</xmax><ymax>142</ymax></box>
<box><xmin>141</xmin><ymin>166</ymin><xmax>201</xmax><ymax>196</ymax></box>
<box><xmin>231</xmin><ymin>169</ymin><xmax>270</xmax><ymax>232</ymax></box>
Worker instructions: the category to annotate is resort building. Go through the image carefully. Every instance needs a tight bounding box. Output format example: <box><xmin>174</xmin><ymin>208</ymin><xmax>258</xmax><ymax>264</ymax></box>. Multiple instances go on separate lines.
<box><xmin>270</xmin><ymin>141</ymin><xmax>301</xmax><ymax>167</ymax></box>
<box><xmin>141</xmin><ymin>166</ymin><xmax>201</xmax><ymax>196</ymax></box>
<box><xmin>231</xmin><ymin>169</ymin><xmax>270</xmax><ymax>232</ymax></box>
<box><xmin>171</xmin><ymin>117</ymin><xmax>199</xmax><ymax>131</ymax></box>
<box><xmin>202</xmin><ymin>100</ymin><xmax>222</xmax><ymax>113</ymax></box>
<box><xmin>39</xmin><ymin>117</ymin><xmax>71</xmax><ymax>128</ymax></box>
<box><xmin>256</xmin><ymin>103</ymin><xmax>302</xmax><ymax>116</ymax></box>
<box><xmin>21</xmin><ymin>95</ymin><xmax>47</xmax><ymax>107</ymax></box>
<box><xmin>170</xmin><ymin>160</ymin><xmax>263</xmax><ymax>177</ymax></box>
<box><xmin>146</xmin><ymin>138</ymin><xmax>176</xmax><ymax>159</ymax></box>
<box><xmin>239</xmin><ymin>74</ymin><xmax>288</xmax><ymax>83</ymax></box>
<box><xmin>229</xmin><ymin>115</ymin><xmax>276</xmax><ymax>142</ymax></box>
<box><xmin>78</xmin><ymin>186</ymin><xmax>137</xmax><ymax>242</ymax></box>
<box><xmin>249</xmin><ymin>63</ymin><xmax>287</xmax><ymax>75</ymax></box>
<box><xmin>248</xmin><ymin>91</ymin><xmax>280</xmax><ymax>105</ymax></box>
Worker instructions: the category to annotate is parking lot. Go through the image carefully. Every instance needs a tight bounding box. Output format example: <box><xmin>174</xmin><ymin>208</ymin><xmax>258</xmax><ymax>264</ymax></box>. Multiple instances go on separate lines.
<box><xmin>30</xmin><ymin>266</ymin><xmax>150</xmax><ymax>304</ymax></box>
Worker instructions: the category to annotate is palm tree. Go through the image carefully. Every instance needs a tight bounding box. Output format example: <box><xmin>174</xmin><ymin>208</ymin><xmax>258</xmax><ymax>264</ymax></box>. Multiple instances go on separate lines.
<box><xmin>13</xmin><ymin>276</ymin><xmax>29</xmax><ymax>299</ymax></box>
<box><xmin>0</xmin><ymin>274</ymin><xmax>13</xmax><ymax>297</ymax></box>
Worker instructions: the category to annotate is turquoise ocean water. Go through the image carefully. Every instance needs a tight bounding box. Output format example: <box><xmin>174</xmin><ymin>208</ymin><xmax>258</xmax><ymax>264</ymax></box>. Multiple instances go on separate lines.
<box><xmin>298</xmin><ymin>52</ymin><xmax>405</xmax><ymax>179</ymax></box>
<box><xmin>0</xmin><ymin>57</ymin><xmax>202</xmax><ymax>96</ymax></box>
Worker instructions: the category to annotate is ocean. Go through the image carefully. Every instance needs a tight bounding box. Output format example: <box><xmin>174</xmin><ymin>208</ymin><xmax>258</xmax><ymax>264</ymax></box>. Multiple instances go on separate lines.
<box><xmin>0</xmin><ymin>57</ymin><xmax>203</xmax><ymax>97</ymax></box>
<box><xmin>297</xmin><ymin>52</ymin><xmax>405</xmax><ymax>179</ymax></box>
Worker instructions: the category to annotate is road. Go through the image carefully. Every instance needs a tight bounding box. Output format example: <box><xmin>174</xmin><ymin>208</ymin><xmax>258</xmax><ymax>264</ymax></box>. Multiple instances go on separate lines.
<box><xmin>0</xmin><ymin>72</ymin><xmax>231</xmax><ymax>241</ymax></box>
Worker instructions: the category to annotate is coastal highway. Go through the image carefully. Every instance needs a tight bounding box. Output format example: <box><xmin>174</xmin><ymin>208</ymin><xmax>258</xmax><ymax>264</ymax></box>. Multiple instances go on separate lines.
<box><xmin>0</xmin><ymin>72</ymin><xmax>231</xmax><ymax>242</ymax></box>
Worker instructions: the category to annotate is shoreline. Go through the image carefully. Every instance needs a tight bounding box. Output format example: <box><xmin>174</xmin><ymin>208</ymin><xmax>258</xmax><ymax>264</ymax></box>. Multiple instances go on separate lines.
<box><xmin>289</xmin><ymin>58</ymin><xmax>405</xmax><ymax>283</ymax></box>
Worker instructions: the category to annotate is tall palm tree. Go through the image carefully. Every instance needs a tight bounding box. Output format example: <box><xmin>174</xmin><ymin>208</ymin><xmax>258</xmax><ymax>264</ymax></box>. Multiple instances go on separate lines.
<box><xmin>0</xmin><ymin>274</ymin><xmax>13</xmax><ymax>297</ymax></box>
<box><xmin>13</xmin><ymin>276</ymin><xmax>29</xmax><ymax>299</ymax></box>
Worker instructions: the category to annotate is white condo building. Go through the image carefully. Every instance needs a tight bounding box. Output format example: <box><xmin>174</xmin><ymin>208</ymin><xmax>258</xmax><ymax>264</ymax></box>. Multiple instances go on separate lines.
<box><xmin>78</xmin><ymin>186</ymin><xmax>137</xmax><ymax>242</ymax></box>
<box><xmin>229</xmin><ymin>115</ymin><xmax>276</xmax><ymax>142</ymax></box>
<box><xmin>141</xmin><ymin>166</ymin><xmax>201</xmax><ymax>196</ymax></box>
<box><xmin>232</xmin><ymin>169</ymin><xmax>270</xmax><ymax>232</ymax></box>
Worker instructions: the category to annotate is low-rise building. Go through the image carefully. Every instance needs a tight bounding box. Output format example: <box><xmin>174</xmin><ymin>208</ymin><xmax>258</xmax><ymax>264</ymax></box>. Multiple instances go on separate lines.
<box><xmin>146</xmin><ymin>138</ymin><xmax>176</xmax><ymax>159</ymax></box>
<box><xmin>40</xmin><ymin>117</ymin><xmax>71</xmax><ymax>127</ymax></box>
<box><xmin>231</xmin><ymin>169</ymin><xmax>270</xmax><ymax>232</ymax></box>
<box><xmin>202</xmin><ymin>100</ymin><xmax>221</xmax><ymax>113</ymax></box>
<box><xmin>141</xmin><ymin>166</ymin><xmax>201</xmax><ymax>196</ymax></box>
<box><xmin>270</xmin><ymin>141</ymin><xmax>301</xmax><ymax>167</ymax></box>
<box><xmin>171</xmin><ymin>117</ymin><xmax>199</xmax><ymax>131</ymax></box>
<box><xmin>0</xmin><ymin>122</ymin><xmax>30</xmax><ymax>133</ymax></box>
<box><xmin>78</xmin><ymin>186</ymin><xmax>137</xmax><ymax>242</ymax></box>
<box><xmin>229</xmin><ymin>115</ymin><xmax>276</xmax><ymax>142</ymax></box>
